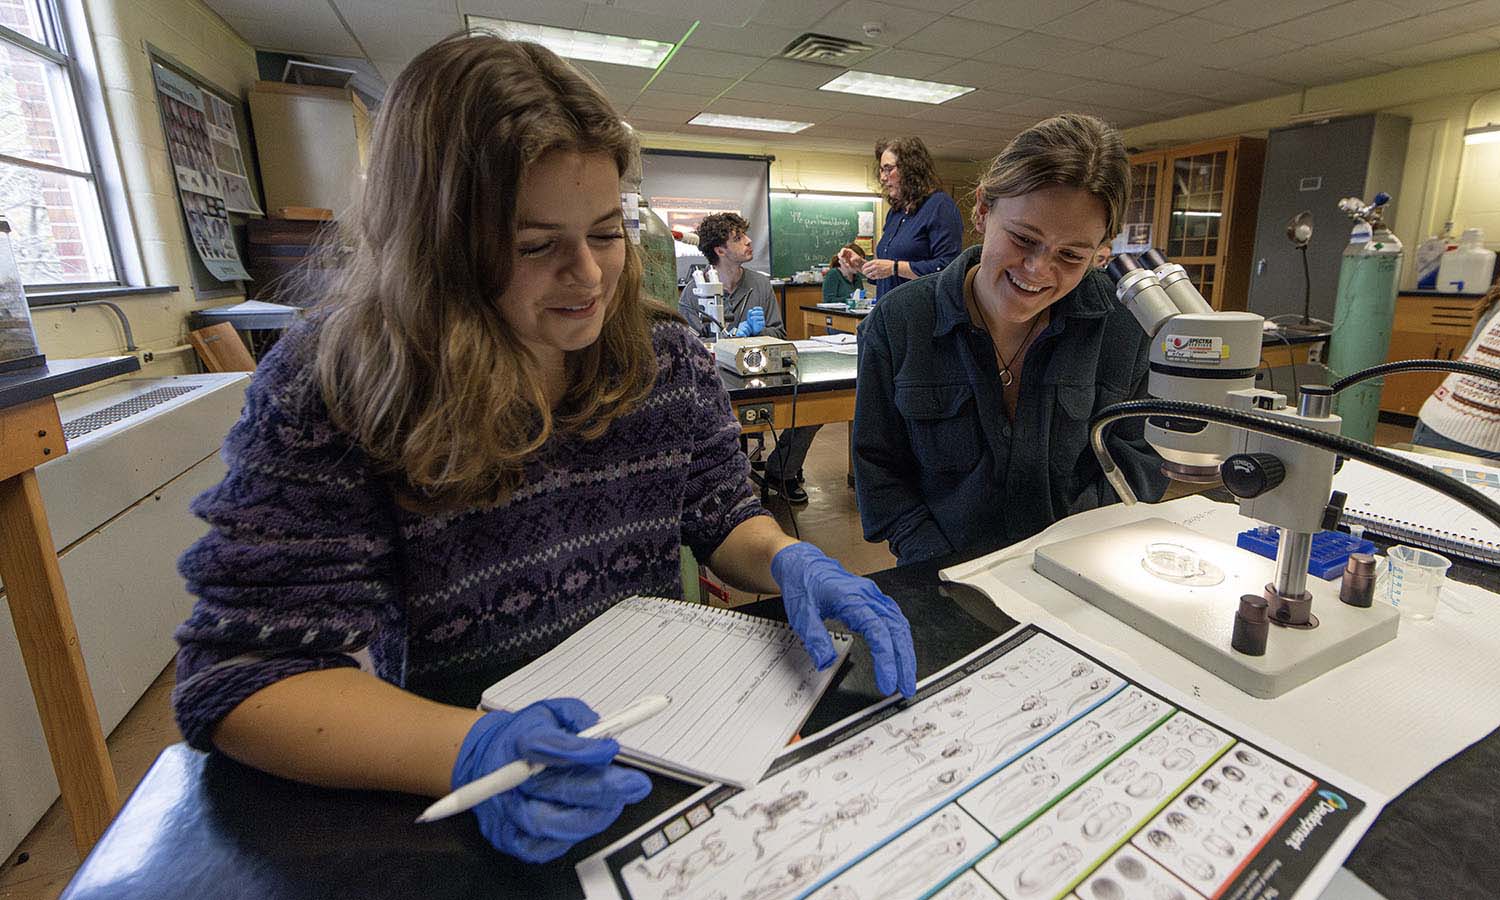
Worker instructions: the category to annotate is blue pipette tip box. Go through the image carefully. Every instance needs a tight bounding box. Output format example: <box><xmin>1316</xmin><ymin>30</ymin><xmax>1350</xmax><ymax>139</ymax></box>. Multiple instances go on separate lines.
<box><xmin>1236</xmin><ymin>528</ymin><xmax>1378</xmax><ymax>580</ymax></box>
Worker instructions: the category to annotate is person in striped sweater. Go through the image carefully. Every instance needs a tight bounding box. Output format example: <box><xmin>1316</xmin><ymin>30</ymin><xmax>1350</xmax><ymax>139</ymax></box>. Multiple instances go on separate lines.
<box><xmin>1414</xmin><ymin>284</ymin><xmax>1500</xmax><ymax>460</ymax></box>
<box><xmin>172</xmin><ymin>35</ymin><xmax>914</xmax><ymax>864</ymax></box>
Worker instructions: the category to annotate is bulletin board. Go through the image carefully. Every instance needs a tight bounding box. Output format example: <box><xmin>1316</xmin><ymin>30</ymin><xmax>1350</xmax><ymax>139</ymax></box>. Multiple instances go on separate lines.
<box><xmin>147</xmin><ymin>45</ymin><xmax>264</xmax><ymax>295</ymax></box>
<box><xmin>769</xmin><ymin>193</ymin><xmax>878</xmax><ymax>278</ymax></box>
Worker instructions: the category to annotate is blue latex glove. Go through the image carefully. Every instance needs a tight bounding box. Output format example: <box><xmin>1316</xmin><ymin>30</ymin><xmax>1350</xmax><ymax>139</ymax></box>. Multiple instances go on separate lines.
<box><xmin>771</xmin><ymin>542</ymin><xmax>918</xmax><ymax>698</ymax></box>
<box><xmin>732</xmin><ymin>305</ymin><xmax>766</xmax><ymax>338</ymax></box>
<box><xmin>452</xmin><ymin>698</ymin><xmax>652</xmax><ymax>862</ymax></box>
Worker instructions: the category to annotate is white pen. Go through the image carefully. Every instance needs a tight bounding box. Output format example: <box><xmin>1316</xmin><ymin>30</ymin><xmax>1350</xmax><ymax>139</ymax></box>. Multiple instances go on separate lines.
<box><xmin>415</xmin><ymin>694</ymin><xmax>671</xmax><ymax>824</ymax></box>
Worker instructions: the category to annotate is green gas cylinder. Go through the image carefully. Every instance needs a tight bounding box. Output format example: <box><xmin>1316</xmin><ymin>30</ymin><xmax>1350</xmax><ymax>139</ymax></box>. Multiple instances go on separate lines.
<box><xmin>1328</xmin><ymin>216</ymin><xmax>1402</xmax><ymax>444</ymax></box>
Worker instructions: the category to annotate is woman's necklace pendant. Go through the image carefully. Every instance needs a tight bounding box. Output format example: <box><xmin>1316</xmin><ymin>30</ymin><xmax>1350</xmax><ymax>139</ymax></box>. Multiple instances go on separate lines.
<box><xmin>998</xmin><ymin>369</ymin><xmax>1014</xmax><ymax>387</ymax></box>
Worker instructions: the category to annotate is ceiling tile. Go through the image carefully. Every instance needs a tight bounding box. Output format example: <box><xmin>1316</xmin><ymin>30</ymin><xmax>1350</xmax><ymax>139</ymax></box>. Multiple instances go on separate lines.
<box><xmin>1261</xmin><ymin>1</ymin><xmax>1415</xmax><ymax>42</ymax></box>
<box><xmin>885</xmin><ymin>0</ymin><xmax>975</xmax><ymax>11</ymax></box>
<box><xmin>644</xmin><ymin>71</ymin><xmax>739</xmax><ymax>97</ymax></box>
<box><xmin>1194</xmin><ymin>0</ymin><xmax>1343</xmax><ymax>29</ymax></box>
<box><xmin>971</xmin><ymin>65</ymin><xmax>1092</xmax><ymax>98</ymax></box>
<box><xmin>579</xmin><ymin>5</ymin><xmax>694</xmax><ymax>41</ymax></box>
<box><xmin>572</xmin><ymin>59</ymin><xmax>655</xmax><ymax>90</ymax></box>
<box><xmin>1326</xmin><ymin>58</ymin><xmax>1397</xmax><ymax>81</ymax></box>
<box><xmin>1186</xmin><ymin>69</ymin><xmax>1297</xmax><ymax>103</ymax></box>
<box><xmin>1230</xmin><ymin>46</ymin><xmax>1362</xmax><ymax>83</ymax></box>
<box><xmin>1109</xmin><ymin>15</ymin><xmax>1244</xmax><ymax>50</ymax></box>
<box><xmin>666</xmin><ymin>47</ymin><xmax>764</xmax><ymax>78</ymax></box>
<box><xmin>1328</xmin><ymin>0</ymin><xmax>1500</xmax><ymax>54</ymax></box>
<box><xmin>1129</xmin><ymin>0</ymin><xmax>1217</xmax><ymax>10</ymax></box>
<box><xmin>1321</xmin><ymin>21</ymin><xmax>1432</xmax><ymax>56</ymax></box>
<box><xmin>459</xmin><ymin>0</ymin><xmax>588</xmax><ymax>28</ymax></box>
<box><xmin>859</xmin><ymin>48</ymin><xmax>964</xmax><ymax>78</ymax></box>
<box><xmin>722</xmin><ymin>81</ymin><xmax>831</xmax><ymax>107</ymax></box>
<box><xmin>1046</xmin><ymin>46</ymin><xmax>1166</xmax><ymax>81</ymax></box>
<box><xmin>922</xmin><ymin>59</ymin><xmax>1012</xmax><ymax>91</ymax></box>
<box><xmin>903</xmin><ymin>100</ymin><xmax>1035</xmax><ymax>125</ymax></box>
<box><xmin>987</xmin><ymin>31</ymin><xmax>1096</xmax><ymax>69</ymax></box>
<box><xmin>1055</xmin><ymin>79</ymin><xmax>1191</xmax><ymax>111</ymax></box>
<box><xmin>1193</xmin><ymin>31</ymin><xmax>1304</xmax><ymax>68</ymax></box>
<box><xmin>744</xmin><ymin>58</ymin><xmax>848</xmax><ymax>89</ymax></box>
<box><xmin>1390</xmin><ymin>0</ymin><xmax>1500</xmax><ymax>10</ymax></box>
<box><xmin>337</xmin><ymin>0</ymin><xmax>463</xmax><ymax>29</ymax></box>
<box><xmin>1380</xmin><ymin>31</ymin><xmax>1500</xmax><ymax>67</ymax></box>
<box><xmin>1148</xmin><ymin>95</ymin><xmax>1218</xmax><ymax>118</ymax></box>
<box><xmin>824</xmin><ymin>111</ymin><xmax>930</xmax><ymax>132</ymax></box>
<box><xmin>898</xmin><ymin>15</ymin><xmax>1020</xmax><ymax>56</ymax></box>
<box><xmin>811</xmin><ymin>0</ymin><xmax>949</xmax><ymax>46</ymax></box>
<box><xmin>631</xmin><ymin>89</ymin><xmax>717</xmax><ymax>111</ymax></box>
<box><xmin>998</xmin><ymin>95</ymin><xmax>1080</xmax><ymax>118</ymax></box>
<box><xmin>627</xmin><ymin>104</ymin><xmax>693</xmax><ymax>123</ymax></box>
<box><xmin>222</xmin><ymin>14</ymin><xmax>363</xmax><ymax>55</ymax></box>
<box><xmin>684</xmin><ymin>22</ymin><xmax>802</xmax><ymax>54</ymax></box>
<box><xmin>749</xmin><ymin>0</ymin><xmax>848</xmax><ymax>28</ymax></box>
<box><xmin>949</xmin><ymin>0</ymin><xmax>1094</xmax><ymax>29</ymax></box>
<box><xmin>942</xmin><ymin>86</ymin><xmax>1034</xmax><ymax>110</ymax></box>
<box><xmin>585</xmin><ymin>0</ymin><xmax>749</xmax><ymax>27</ymax></box>
<box><xmin>1033</xmin><ymin>0</ymin><xmax>1165</xmax><ymax>43</ymax></box>
<box><xmin>453</xmin><ymin>0</ymin><xmax>582</xmax><ymax>27</ymax></box>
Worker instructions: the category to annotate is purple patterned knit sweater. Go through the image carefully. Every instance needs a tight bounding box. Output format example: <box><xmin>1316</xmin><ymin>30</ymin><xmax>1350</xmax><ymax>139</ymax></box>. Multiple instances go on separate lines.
<box><xmin>172</xmin><ymin>318</ymin><xmax>766</xmax><ymax>750</ymax></box>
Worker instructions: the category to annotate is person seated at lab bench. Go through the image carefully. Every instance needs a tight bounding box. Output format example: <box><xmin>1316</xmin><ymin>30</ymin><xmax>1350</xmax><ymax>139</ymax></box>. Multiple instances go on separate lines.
<box><xmin>676</xmin><ymin>211</ymin><xmax>782</xmax><ymax>339</ymax></box>
<box><xmin>172</xmin><ymin>34</ymin><xmax>916</xmax><ymax>866</ymax></box>
<box><xmin>823</xmin><ymin>242</ymin><xmax>867</xmax><ymax>306</ymax></box>
<box><xmin>678</xmin><ymin>213</ymin><xmax>823</xmax><ymax>504</ymax></box>
<box><xmin>853</xmin><ymin>113</ymin><xmax>1168</xmax><ymax>565</ymax></box>
<box><xmin>862</xmin><ymin>136</ymin><xmax>964</xmax><ymax>298</ymax></box>
<box><xmin>1412</xmin><ymin>283</ymin><xmax>1500</xmax><ymax>460</ymax></box>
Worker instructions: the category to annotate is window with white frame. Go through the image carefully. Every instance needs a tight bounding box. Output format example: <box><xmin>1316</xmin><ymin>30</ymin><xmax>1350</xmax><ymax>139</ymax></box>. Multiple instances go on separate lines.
<box><xmin>0</xmin><ymin>0</ymin><xmax>119</xmax><ymax>287</ymax></box>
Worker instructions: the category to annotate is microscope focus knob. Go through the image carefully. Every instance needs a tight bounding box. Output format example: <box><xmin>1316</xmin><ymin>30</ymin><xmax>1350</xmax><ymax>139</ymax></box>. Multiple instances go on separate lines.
<box><xmin>1220</xmin><ymin>453</ymin><xmax>1285</xmax><ymax>499</ymax></box>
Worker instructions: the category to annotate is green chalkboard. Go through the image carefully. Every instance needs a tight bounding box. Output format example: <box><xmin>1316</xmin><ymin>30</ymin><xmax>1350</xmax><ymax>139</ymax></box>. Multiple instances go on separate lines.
<box><xmin>769</xmin><ymin>194</ymin><xmax>878</xmax><ymax>279</ymax></box>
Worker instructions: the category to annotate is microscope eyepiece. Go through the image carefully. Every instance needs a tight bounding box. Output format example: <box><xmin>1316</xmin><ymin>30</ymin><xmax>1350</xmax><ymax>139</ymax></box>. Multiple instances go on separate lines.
<box><xmin>1139</xmin><ymin>248</ymin><xmax>1169</xmax><ymax>269</ymax></box>
<box><xmin>1106</xmin><ymin>253</ymin><xmax>1142</xmax><ymax>282</ymax></box>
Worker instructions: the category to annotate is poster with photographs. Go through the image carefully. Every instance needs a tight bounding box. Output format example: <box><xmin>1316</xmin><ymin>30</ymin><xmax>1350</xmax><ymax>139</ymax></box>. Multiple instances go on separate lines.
<box><xmin>181</xmin><ymin>189</ymin><xmax>249</xmax><ymax>282</ymax></box>
<box><xmin>152</xmin><ymin>63</ymin><xmax>254</xmax><ymax>281</ymax></box>
<box><xmin>204</xmin><ymin>91</ymin><xmax>263</xmax><ymax>215</ymax></box>
<box><xmin>154</xmin><ymin>64</ymin><xmax>221</xmax><ymax>198</ymax></box>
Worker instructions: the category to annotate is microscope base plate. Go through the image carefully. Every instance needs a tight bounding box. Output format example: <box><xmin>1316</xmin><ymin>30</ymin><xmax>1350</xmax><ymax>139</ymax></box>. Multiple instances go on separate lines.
<box><xmin>1034</xmin><ymin>519</ymin><xmax>1399</xmax><ymax>698</ymax></box>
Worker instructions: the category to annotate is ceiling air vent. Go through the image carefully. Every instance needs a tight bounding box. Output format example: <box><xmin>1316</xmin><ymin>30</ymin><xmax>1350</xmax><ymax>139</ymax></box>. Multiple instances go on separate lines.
<box><xmin>779</xmin><ymin>33</ymin><xmax>876</xmax><ymax>66</ymax></box>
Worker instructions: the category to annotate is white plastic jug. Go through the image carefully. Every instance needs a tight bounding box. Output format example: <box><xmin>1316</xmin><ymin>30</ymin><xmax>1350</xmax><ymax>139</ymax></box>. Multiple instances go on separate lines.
<box><xmin>1436</xmin><ymin>227</ymin><xmax>1497</xmax><ymax>294</ymax></box>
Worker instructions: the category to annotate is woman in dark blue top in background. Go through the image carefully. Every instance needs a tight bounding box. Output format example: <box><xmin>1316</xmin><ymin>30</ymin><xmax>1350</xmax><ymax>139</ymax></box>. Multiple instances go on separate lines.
<box><xmin>853</xmin><ymin>114</ymin><xmax>1167</xmax><ymax>565</ymax></box>
<box><xmin>858</xmin><ymin>137</ymin><xmax>963</xmax><ymax>298</ymax></box>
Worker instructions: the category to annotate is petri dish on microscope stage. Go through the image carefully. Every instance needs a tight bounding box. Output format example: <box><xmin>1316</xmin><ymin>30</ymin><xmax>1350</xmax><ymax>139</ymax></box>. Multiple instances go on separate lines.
<box><xmin>1142</xmin><ymin>541</ymin><xmax>1226</xmax><ymax>587</ymax></box>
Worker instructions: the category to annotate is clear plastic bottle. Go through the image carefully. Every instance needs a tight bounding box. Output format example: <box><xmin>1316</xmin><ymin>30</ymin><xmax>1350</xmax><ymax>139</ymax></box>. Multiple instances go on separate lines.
<box><xmin>1436</xmin><ymin>227</ymin><xmax>1497</xmax><ymax>294</ymax></box>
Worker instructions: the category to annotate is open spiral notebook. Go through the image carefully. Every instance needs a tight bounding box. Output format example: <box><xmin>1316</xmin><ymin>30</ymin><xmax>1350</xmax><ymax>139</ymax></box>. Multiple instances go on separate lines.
<box><xmin>480</xmin><ymin>596</ymin><xmax>852</xmax><ymax>789</ymax></box>
<box><xmin>1333</xmin><ymin>448</ymin><xmax>1500</xmax><ymax>564</ymax></box>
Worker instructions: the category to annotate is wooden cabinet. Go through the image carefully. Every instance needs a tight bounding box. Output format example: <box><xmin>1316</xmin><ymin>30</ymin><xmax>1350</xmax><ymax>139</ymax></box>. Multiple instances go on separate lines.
<box><xmin>1378</xmin><ymin>292</ymin><xmax>1490</xmax><ymax>416</ymax></box>
<box><xmin>1127</xmin><ymin>136</ymin><xmax>1265</xmax><ymax>311</ymax></box>
<box><xmin>248</xmin><ymin>82</ymin><xmax>370</xmax><ymax>216</ymax></box>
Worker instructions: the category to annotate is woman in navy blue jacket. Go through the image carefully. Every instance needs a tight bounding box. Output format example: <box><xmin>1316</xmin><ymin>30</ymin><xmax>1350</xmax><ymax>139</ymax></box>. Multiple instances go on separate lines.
<box><xmin>853</xmin><ymin>114</ymin><xmax>1167</xmax><ymax>565</ymax></box>
<box><xmin>858</xmin><ymin>137</ymin><xmax>963</xmax><ymax>298</ymax></box>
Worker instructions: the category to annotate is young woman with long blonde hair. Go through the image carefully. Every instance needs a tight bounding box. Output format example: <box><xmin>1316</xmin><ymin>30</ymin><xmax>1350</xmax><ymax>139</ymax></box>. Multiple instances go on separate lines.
<box><xmin>172</xmin><ymin>34</ymin><xmax>914</xmax><ymax>864</ymax></box>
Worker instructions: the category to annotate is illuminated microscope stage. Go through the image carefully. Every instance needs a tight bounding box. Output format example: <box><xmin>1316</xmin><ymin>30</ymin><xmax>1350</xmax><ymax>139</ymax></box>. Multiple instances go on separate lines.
<box><xmin>1033</xmin><ymin>519</ymin><xmax>1399</xmax><ymax>699</ymax></box>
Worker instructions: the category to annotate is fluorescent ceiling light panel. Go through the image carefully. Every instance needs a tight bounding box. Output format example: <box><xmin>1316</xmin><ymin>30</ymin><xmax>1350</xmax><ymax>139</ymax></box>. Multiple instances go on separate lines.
<box><xmin>818</xmin><ymin>71</ymin><xmax>974</xmax><ymax>105</ymax></box>
<box><xmin>688</xmin><ymin>113</ymin><xmax>812</xmax><ymax>133</ymax></box>
<box><xmin>468</xmin><ymin>16</ymin><xmax>674</xmax><ymax>69</ymax></box>
<box><xmin>1464</xmin><ymin>124</ymin><xmax>1500</xmax><ymax>145</ymax></box>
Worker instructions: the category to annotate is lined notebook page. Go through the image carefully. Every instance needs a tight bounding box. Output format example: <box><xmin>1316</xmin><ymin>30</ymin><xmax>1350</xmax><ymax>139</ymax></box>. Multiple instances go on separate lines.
<box><xmin>480</xmin><ymin>596</ymin><xmax>853</xmax><ymax>788</ymax></box>
<box><xmin>1334</xmin><ymin>449</ymin><xmax>1500</xmax><ymax>562</ymax></box>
